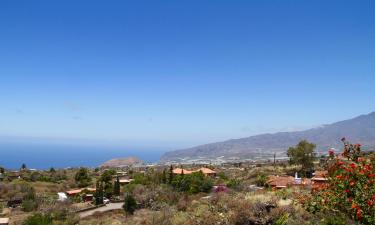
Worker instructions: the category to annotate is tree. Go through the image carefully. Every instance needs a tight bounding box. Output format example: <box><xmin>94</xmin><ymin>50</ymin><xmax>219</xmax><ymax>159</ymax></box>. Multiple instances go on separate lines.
<box><xmin>74</xmin><ymin>168</ymin><xmax>92</xmax><ymax>188</ymax></box>
<box><xmin>168</xmin><ymin>165</ymin><xmax>174</xmax><ymax>184</ymax></box>
<box><xmin>287</xmin><ymin>140</ymin><xmax>316</xmax><ymax>176</ymax></box>
<box><xmin>100</xmin><ymin>170</ymin><xmax>115</xmax><ymax>183</ymax></box>
<box><xmin>161</xmin><ymin>169</ymin><xmax>167</xmax><ymax>184</ymax></box>
<box><xmin>21</xmin><ymin>163</ymin><xmax>27</xmax><ymax>170</ymax></box>
<box><xmin>171</xmin><ymin>171</ymin><xmax>213</xmax><ymax>194</ymax></box>
<box><xmin>0</xmin><ymin>167</ymin><xmax>4</xmax><ymax>173</ymax></box>
<box><xmin>113</xmin><ymin>176</ymin><xmax>120</xmax><ymax>196</ymax></box>
<box><xmin>94</xmin><ymin>181</ymin><xmax>104</xmax><ymax>205</ymax></box>
<box><xmin>100</xmin><ymin>170</ymin><xmax>115</xmax><ymax>198</ymax></box>
<box><xmin>123</xmin><ymin>193</ymin><xmax>137</xmax><ymax>216</ymax></box>
<box><xmin>49</xmin><ymin>167</ymin><xmax>55</xmax><ymax>173</ymax></box>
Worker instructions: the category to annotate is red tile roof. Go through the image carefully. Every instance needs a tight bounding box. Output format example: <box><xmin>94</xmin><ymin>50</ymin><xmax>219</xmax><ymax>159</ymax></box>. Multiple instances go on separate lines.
<box><xmin>172</xmin><ymin>168</ymin><xmax>193</xmax><ymax>174</ymax></box>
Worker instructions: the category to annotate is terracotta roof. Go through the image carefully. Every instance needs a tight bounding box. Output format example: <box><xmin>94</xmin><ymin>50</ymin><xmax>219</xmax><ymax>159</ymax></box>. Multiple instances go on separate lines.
<box><xmin>312</xmin><ymin>171</ymin><xmax>328</xmax><ymax>181</ymax></box>
<box><xmin>66</xmin><ymin>188</ymin><xmax>96</xmax><ymax>195</ymax></box>
<box><xmin>66</xmin><ymin>189</ymin><xmax>82</xmax><ymax>195</ymax></box>
<box><xmin>267</xmin><ymin>175</ymin><xmax>295</xmax><ymax>188</ymax></box>
<box><xmin>172</xmin><ymin>168</ymin><xmax>193</xmax><ymax>174</ymax></box>
<box><xmin>195</xmin><ymin>167</ymin><xmax>216</xmax><ymax>174</ymax></box>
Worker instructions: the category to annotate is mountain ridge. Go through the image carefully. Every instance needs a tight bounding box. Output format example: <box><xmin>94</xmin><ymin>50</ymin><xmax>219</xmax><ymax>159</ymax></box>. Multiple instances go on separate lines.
<box><xmin>161</xmin><ymin>112</ymin><xmax>375</xmax><ymax>163</ymax></box>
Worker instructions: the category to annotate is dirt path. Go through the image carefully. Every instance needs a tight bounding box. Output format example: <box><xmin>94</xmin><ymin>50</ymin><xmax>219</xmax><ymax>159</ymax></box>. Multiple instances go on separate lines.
<box><xmin>78</xmin><ymin>202</ymin><xmax>124</xmax><ymax>218</ymax></box>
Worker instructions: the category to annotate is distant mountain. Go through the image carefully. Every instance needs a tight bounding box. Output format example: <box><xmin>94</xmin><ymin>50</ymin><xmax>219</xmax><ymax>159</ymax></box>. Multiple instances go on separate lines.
<box><xmin>161</xmin><ymin>112</ymin><xmax>375</xmax><ymax>163</ymax></box>
<box><xmin>101</xmin><ymin>156</ymin><xmax>143</xmax><ymax>168</ymax></box>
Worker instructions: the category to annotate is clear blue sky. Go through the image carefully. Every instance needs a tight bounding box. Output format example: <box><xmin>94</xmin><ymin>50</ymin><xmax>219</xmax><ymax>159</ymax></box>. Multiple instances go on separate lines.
<box><xmin>0</xmin><ymin>0</ymin><xmax>374</xmax><ymax>148</ymax></box>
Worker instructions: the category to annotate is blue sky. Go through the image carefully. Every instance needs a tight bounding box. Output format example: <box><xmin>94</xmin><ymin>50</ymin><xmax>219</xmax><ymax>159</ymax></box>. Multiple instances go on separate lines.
<box><xmin>0</xmin><ymin>0</ymin><xmax>374</xmax><ymax>148</ymax></box>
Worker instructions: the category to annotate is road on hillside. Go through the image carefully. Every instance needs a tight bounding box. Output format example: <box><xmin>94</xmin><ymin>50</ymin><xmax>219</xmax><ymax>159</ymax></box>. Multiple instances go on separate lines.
<box><xmin>79</xmin><ymin>202</ymin><xmax>124</xmax><ymax>218</ymax></box>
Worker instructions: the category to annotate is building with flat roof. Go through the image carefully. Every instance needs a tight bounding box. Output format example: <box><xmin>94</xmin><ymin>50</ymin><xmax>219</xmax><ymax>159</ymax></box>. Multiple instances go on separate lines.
<box><xmin>0</xmin><ymin>218</ymin><xmax>9</xmax><ymax>225</ymax></box>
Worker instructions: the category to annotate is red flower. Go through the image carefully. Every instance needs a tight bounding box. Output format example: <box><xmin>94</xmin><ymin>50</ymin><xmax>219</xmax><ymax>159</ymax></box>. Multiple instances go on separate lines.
<box><xmin>356</xmin><ymin>209</ymin><xmax>362</xmax><ymax>220</ymax></box>
<box><xmin>349</xmin><ymin>163</ymin><xmax>356</xmax><ymax>169</ymax></box>
<box><xmin>344</xmin><ymin>189</ymin><xmax>350</xmax><ymax>193</ymax></box>
<box><xmin>368</xmin><ymin>200</ymin><xmax>374</xmax><ymax>207</ymax></box>
<box><xmin>350</xmin><ymin>181</ymin><xmax>355</xmax><ymax>186</ymax></box>
<box><xmin>336</xmin><ymin>175</ymin><xmax>344</xmax><ymax>179</ymax></box>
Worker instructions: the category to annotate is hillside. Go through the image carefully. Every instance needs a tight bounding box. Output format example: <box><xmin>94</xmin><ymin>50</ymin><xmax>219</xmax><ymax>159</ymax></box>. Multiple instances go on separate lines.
<box><xmin>161</xmin><ymin>112</ymin><xmax>375</xmax><ymax>163</ymax></box>
<box><xmin>100</xmin><ymin>156</ymin><xmax>144</xmax><ymax>168</ymax></box>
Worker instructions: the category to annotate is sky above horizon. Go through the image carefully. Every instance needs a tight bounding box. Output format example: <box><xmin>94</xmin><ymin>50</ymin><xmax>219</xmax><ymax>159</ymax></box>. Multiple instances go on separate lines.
<box><xmin>1</xmin><ymin>0</ymin><xmax>375</xmax><ymax>148</ymax></box>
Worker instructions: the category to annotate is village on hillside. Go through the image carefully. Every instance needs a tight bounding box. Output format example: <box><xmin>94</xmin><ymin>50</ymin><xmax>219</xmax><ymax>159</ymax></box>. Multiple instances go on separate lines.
<box><xmin>1</xmin><ymin>139</ymin><xmax>374</xmax><ymax>225</ymax></box>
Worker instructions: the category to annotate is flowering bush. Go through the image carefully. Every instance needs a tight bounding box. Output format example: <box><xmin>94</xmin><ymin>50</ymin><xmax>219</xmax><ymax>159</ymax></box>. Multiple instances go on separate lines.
<box><xmin>305</xmin><ymin>138</ymin><xmax>375</xmax><ymax>224</ymax></box>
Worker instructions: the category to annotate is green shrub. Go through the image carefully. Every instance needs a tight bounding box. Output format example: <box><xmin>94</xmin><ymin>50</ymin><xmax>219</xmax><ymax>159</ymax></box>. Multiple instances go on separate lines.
<box><xmin>21</xmin><ymin>199</ymin><xmax>38</xmax><ymax>212</ymax></box>
<box><xmin>226</xmin><ymin>178</ymin><xmax>241</xmax><ymax>189</ymax></box>
<box><xmin>123</xmin><ymin>194</ymin><xmax>137</xmax><ymax>215</ymax></box>
<box><xmin>171</xmin><ymin>172</ymin><xmax>213</xmax><ymax>194</ymax></box>
<box><xmin>256</xmin><ymin>174</ymin><xmax>268</xmax><ymax>187</ymax></box>
<box><xmin>23</xmin><ymin>213</ymin><xmax>53</xmax><ymax>225</ymax></box>
<box><xmin>274</xmin><ymin>213</ymin><xmax>289</xmax><ymax>225</ymax></box>
<box><xmin>320</xmin><ymin>213</ymin><xmax>347</xmax><ymax>225</ymax></box>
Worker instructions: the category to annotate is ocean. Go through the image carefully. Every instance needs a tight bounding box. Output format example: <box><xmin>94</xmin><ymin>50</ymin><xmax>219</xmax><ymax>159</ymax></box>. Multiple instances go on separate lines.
<box><xmin>0</xmin><ymin>142</ymin><xmax>168</xmax><ymax>170</ymax></box>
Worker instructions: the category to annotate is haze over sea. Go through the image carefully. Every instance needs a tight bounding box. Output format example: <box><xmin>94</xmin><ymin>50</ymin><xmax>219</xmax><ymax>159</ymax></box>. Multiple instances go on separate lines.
<box><xmin>0</xmin><ymin>142</ymin><xmax>168</xmax><ymax>170</ymax></box>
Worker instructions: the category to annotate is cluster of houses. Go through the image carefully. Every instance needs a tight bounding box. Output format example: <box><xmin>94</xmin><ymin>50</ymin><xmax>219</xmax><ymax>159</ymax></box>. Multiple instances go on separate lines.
<box><xmin>59</xmin><ymin>171</ymin><xmax>135</xmax><ymax>203</ymax></box>
<box><xmin>267</xmin><ymin>170</ymin><xmax>328</xmax><ymax>190</ymax></box>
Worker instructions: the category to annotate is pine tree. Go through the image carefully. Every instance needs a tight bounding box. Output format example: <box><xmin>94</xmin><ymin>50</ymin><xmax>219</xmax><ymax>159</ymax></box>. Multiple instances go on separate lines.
<box><xmin>168</xmin><ymin>165</ymin><xmax>174</xmax><ymax>184</ymax></box>
<box><xmin>94</xmin><ymin>181</ymin><xmax>104</xmax><ymax>205</ymax></box>
<box><xmin>113</xmin><ymin>176</ymin><xmax>120</xmax><ymax>196</ymax></box>
<box><xmin>161</xmin><ymin>169</ymin><xmax>167</xmax><ymax>184</ymax></box>
<box><xmin>123</xmin><ymin>193</ymin><xmax>137</xmax><ymax>216</ymax></box>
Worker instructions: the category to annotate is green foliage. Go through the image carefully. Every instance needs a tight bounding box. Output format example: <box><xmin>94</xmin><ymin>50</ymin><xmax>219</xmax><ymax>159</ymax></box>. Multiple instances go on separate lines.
<box><xmin>23</xmin><ymin>213</ymin><xmax>53</xmax><ymax>225</ymax></box>
<box><xmin>320</xmin><ymin>213</ymin><xmax>347</xmax><ymax>225</ymax></box>
<box><xmin>161</xmin><ymin>169</ymin><xmax>167</xmax><ymax>184</ymax></box>
<box><xmin>94</xmin><ymin>181</ymin><xmax>104</xmax><ymax>205</ymax></box>
<box><xmin>100</xmin><ymin>169</ymin><xmax>115</xmax><ymax>183</ymax></box>
<box><xmin>325</xmin><ymin>140</ymin><xmax>374</xmax><ymax>224</ymax></box>
<box><xmin>113</xmin><ymin>176</ymin><xmax>120</xmax><ymax>196</ymax></box>
<box><xmin>226</xmin><ymin>178</ymin><xmax>241</xmax><ymax>189</ymax></box>
<box><xmin>287</xmin><ymin>140</ymin><xmax>316</xmax><ymax>176</ymax></box>
<box><xmin>132</xmin><ymin>173</ymin><xmax>150</xmax><ymax>185</ymax></box>
<box><xmin>217</xmin><ymin>171</ymin><xmax>228</xmax><ymax>180</ymax></box>
<box><xmin>274</xmin><ymin>213</ymin><xmax>289</xmax><ymax>225</ymax></box>
<box><xmin>168</xmin><ymin>165</ymin><xmax>174</xmax><ymax>184</ymax></box>
<box><xmin>172</xmin><ymin>171</ymin><xmax>213</xmax><ymax>194</ymax></box>
<box><xmin>302</xmin><ymin>139</ymin><xmax>375</xmax><ymax>224</ymax></box>
<box><xmin>22</xmin><ymin>199</ymin><xmax>38</xmax><ymax>212</ymax></box>
<box><xmin>123</xmin><ymin>193</ymin><xmax>137</xmax><ymax>215</ymax></box>
<box><xmin>98</xmin><ymin>169</ymin><xmax>116</xmax><ymax>198</ymax></box>
<box><xmin>256</xmin><ymin>174</ymin><xmax>268</xmax><ymax>187</ymax></box>
<box><xmin>74</xmin><ymin>167</ymin><xmax>92</xmax><ymax>188</ymax></box>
